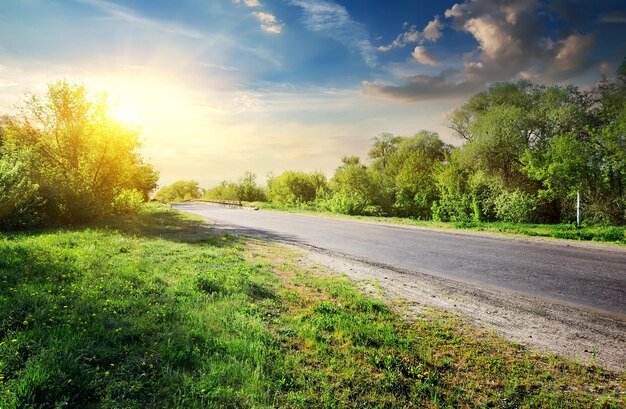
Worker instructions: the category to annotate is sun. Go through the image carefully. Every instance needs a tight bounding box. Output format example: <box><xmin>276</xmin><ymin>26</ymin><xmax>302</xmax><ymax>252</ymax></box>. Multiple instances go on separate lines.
<box><xmin>109</xmin><ymin>102</ymin><xmax>141</xmax><ymax>126</ymax></box>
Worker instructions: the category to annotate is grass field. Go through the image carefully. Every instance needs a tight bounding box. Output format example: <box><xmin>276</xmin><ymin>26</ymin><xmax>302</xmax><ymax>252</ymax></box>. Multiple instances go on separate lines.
<box><xmin>0</xmin><ymin>204</ymin><xmax>624</xmax><ymax>407</ymax></box>
<box><xmin>253</xmin><ymin>202</ymin><xmax>626</xmax><ymax>245</ymax></box>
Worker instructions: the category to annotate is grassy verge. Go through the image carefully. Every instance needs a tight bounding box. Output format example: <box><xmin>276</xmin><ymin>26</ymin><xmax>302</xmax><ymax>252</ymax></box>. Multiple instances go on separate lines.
<box><xmin>253</xmin><ymin>202</ymin><xmax>626</xmax><ymax>245</ymax></box>
<box><xmin>0</xmin><ymin>204</ymin><xmax>624</xmax><ymax>407</ymax></box>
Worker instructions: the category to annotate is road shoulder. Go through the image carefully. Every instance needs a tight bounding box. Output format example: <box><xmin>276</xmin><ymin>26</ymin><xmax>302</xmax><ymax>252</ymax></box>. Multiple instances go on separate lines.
<box><xmin>300</xmin><ymin>246</ymin><xmax>626</xmax><ymax>372</ymax></box>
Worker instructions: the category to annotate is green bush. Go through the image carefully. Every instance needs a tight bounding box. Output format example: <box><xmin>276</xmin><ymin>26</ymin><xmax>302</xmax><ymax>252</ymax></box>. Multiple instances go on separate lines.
<box><xmin>267</xmin><ymin>171</ymin><xmax>321</xmax><ymax>205</ymax></box>
<box><xmin>597</xmin><ymin>227</ymin><xmax>625</xmax><ymax>242</ymax></box>
<box><xmin>111</xmin><ymin>189</ymin><xmax>144</xmax><ymax>215</ymax></box>
<box><xmin>433</xmin><ymin>194</ymin><xmax>473</xmax><ymax>222</ymax></box>
<box><xmin>155</xmin><ymin>180</ymin><xmax>201</xmax><ymax>202</ymax></box>
<box><xmin>493</xmin><ymin>190</ymin><xmax>538</xmax><ymax>223</ymax></box>
<box><xmin>324</xmin><ymin>191</ymin><xmax>369</xmax><ymax>215</ymax></box>
<box><xmin>0</xmin><ymin>151</ymin><xmax>43</xmax><ymax>229</ymax></box>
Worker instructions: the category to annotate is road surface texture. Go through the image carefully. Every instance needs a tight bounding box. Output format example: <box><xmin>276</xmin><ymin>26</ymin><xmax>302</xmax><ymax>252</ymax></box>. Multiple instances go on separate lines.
<box><xmin>174</xmin><ymin>203</ymin><xmax>626</xmax><ymax>370</ymax></box>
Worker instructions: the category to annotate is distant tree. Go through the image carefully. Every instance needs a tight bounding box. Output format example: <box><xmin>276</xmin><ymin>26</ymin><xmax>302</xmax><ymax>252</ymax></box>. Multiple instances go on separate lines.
<box><xmin>155</xmin><ymin>180</ymin><xmax>201</xmax><ymax>202</ymax></box>
<box><xmin>203</xmin><ymin>172</ymin><xmax>267</xmax><ymax>203</ymax></box>
<box><xmin>328</xmin><ymin>156</ymin><xmax>379</xmax><ymax>214</ymax></box>
<box><xmin>267</xmin><ymin>171</ymin><xmax>321</xmax><ymax>205</ymax></box>
<box><xmin>204</xmin><ymin>180</ymin><xmax>239</xmax><ymax>201</ymax></box>
<box><xmin>368</xmin><ymin>132</ymin><xmax>401</xmax><ymax>170</ymax></box>
<box><xmin>235</xmin><ymin>171</ymin><xmax>266</xmax><ymax>202</ymax></box>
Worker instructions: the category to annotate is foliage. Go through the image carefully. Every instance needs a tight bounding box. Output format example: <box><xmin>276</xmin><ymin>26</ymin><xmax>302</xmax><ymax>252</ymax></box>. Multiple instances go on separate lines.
<box><xmin>204</xmin><ymin>172</ymin><xmax>266</xmax><ymax>203</ymax></box>
<box><xmin>111</xmin><ymin>188</ymin><xmax>144</xmax><ymax>215</ymax></box>
<box><xmin>321</xmin><ymin>190</ymin><xmax>370</xmax><ymax>215</ymax></box>
<box><xmin>493</xmin><ymin>189</ymin><xmax>539</xmax><ymax>224</ymax></box>
<box><xmin>155</xmin><ymin>180</ymin><xmax>201</xmax><ymax>202</ymax></box>
<box><xmin>203</xmin><ymin>180</ymin><xmax>240</xmax><ymax>201</ymax></box>
<box><xmin>236</xmin><ymin>171</ymin><xmax>267</xmax><ymax>202</ymax></box>
<box><xmin>0</xmin><ymin>150</ymin><xmax>43</xmax><ymax>229</ymax></box>
<box><xmin>0</xmin><ymin>81</ymin><xmax>157</xmax><ymax>227</ymax></box>
<box><xmin>267</xmin><ymin>171</ymin><xmax>325</xmax><ymax>205</ymax></box>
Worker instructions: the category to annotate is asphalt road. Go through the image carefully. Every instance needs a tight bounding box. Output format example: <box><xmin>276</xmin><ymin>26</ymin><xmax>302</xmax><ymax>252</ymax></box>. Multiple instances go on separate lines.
<box><xmin>175</xmin><ymin>204</ymin><xmax>626</xmax><ymax>316</ymax></box>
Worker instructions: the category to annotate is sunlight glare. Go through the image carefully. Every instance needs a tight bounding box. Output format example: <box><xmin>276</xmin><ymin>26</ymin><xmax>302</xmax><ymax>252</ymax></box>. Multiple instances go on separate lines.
<box><xmin>110</xmin><ymin>102</ymin><xmax>141</xmax><ymax>126</ymax></box>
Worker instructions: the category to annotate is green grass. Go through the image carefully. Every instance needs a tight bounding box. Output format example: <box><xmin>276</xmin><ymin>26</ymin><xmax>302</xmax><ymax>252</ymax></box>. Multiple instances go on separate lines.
<box><xmin>253</xmin><ymin>202</ymin><xmax>626</xmax><ymax>245</ymax></box>
<box><xmin>0</xmin><ymin>204</ymin><xmax>624</xmax><ymax>407</ymax></box>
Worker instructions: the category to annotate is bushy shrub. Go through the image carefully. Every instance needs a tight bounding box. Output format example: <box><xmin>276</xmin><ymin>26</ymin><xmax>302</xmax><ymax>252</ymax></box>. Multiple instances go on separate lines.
<box><xmin>156</xmin><ymin>180</ymin><xmax>201</xmax><ymax>202</ymax></box>
<box><xmin>493</xmin><ymin>190</ymin><xmax>538</xmax><ymax>223</ymax></box>
<box><xmin>431</xmin><ymin>194</ymin><xmax>473</xmax><ymax>222</ymax></box>
<box><xmin>596</xmin><ymin>227</ymin><xmax>625</xmax><ymax>242</ymax></box>
<box><xmin>0</xmin><ymin>151</ymin><xmax>43</xmax><ymax>229</ymax></box>
<box><xmin>111</xmin><ymin>189</ymin><xmax>144</xmax><ymax>215</ymax></box>
<box><xmin>267</xmin><ymin>171</ymin><xmax>321</xmax><ymax>205</ymax></box>
<box><xmin>324</xmin><ymin>191</ymin><xmax>369</xmax><ymax>215</ymax></box>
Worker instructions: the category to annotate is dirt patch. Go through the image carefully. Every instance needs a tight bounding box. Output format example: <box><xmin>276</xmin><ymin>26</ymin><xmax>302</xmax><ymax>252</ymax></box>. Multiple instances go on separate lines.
<box><xmin>294</xmin><ymin>246</ymin><xmax>626</xmax><ymax>373</ymax></box>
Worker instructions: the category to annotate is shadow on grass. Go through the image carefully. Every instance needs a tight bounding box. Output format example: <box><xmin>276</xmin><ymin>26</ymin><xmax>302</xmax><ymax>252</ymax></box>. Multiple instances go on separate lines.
<box><xmin>0</xmin><ymin>204</ymin><xmax>280</xmax><ymax>407</ymax></box>
<box><xmin>90</xmin><ymin>203</ymin><xmax>302</xmax><ymax>247</ymax></box>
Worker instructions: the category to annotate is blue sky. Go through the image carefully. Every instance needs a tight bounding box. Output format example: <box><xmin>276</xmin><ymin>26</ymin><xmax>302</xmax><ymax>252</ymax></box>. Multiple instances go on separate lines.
<box><xmin>1</xmin><ymin>0</ymin><xmax>626</xmax><ymax>186</ymax></box>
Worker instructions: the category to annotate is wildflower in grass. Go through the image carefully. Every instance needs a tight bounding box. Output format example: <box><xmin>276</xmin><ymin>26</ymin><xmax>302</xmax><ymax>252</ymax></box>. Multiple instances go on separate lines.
<box><xmin>11</xmin><ymin>339</ymin><xmax>17</xmax><ymax>343</ymax></box>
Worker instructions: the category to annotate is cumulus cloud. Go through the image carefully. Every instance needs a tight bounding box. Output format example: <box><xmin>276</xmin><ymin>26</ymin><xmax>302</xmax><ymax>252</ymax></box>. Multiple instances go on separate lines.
<box><xmin>290</xmin><ymin>0</ymin><xmax>377</xmax><ymax>66</ymax></box>
<box><xmin>253</xmin><ymin>11</ymin><xmax>283</xmax><ymax>34</ymax></box>
<box><xmin>412</xmin><ymin>46</ymin><xmax>437</xmax><ymax>66</ymax></box>
<box><xmin>367</xmin><ymin>0</ymin><xmax>600</xmax><ymax>101</ymax></box>
<box><xmin>378</xmin><ymin>16</ymin><xmax>443</xmax><ymax>52</ymax></box>
<box><xmin>423</xmin><ymin>17</ymin><xmax>444</xmax><ymax>41</ymax></box>
<box><xmin>549</xmin><ymin>33</ymin><xmax>595</xmax><ymax>75</ymax></box>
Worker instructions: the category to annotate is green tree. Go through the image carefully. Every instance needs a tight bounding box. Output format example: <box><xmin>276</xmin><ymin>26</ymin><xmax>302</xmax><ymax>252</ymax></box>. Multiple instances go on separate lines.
<box><xmin>368</xmin><ymin>132</ymin><xmax>401</xmax><ymax>170</ymax></box>
<box><xmin>0</xmin><ymin>149</ymin><xmax>42</xmax><ymax>228</ymax></box>
<box><xmin>2</xmin><ymin>81</ymin><xmax>158</xmax><ymax>224</ymax></box>
<box><xmin>267</xmin><ymin>171</ymin><xmax>320</xmax><ymax>205</ymax></box>
<box><xmin>329</xmin><ymin>157</ymin><xmax>379</xmax><ymax>215</ymax></box>
<box><xmin>155</xmin><ymin>180</ymin><xmax>201</xmax><ymax>202</ymax></box>
<box><xmin>235</xmin><ymin>171</ymin><xmax>266</xmax><ymax>202</ymax></box>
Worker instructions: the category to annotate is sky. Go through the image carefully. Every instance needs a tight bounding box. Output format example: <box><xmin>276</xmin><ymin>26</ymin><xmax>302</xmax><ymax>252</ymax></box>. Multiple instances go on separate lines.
<box><xmin>1</xmin><ymin>0</ymin><xmax>626</xmax><ymax>187</ymax></box>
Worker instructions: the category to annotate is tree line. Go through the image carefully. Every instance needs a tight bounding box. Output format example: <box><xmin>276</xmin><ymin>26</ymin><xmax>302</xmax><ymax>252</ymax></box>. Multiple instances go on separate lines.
<box><xmin>161</xmin><ymin>61</ymin><xmax>626</xmax><ymax>225</ymax></box>
<box><xmin>0</xmin><ymin>81</ymin><xmax>158</xmax><ymax>229</ymax></box>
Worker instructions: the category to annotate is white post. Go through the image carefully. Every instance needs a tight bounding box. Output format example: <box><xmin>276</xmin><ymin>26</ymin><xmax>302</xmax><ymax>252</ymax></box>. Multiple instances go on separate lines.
<box><xmin>576</xmin><ymin>190</ymin><xmax>581</xmax><ymax>226</ymax></box>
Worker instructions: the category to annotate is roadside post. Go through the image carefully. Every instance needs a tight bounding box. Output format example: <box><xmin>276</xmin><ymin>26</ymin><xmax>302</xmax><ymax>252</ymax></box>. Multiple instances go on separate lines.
<box><xmin>576</xmin><ymin>190</ymin><xmax>581</xmax><ymax>226</ymax></box>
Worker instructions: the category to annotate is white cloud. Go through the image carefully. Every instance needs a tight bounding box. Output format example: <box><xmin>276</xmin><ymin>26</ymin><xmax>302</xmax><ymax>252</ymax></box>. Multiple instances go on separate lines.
<box><xmin>412</xmin><ymin>46</ymin><xmax>437</xmax><ymax>66</ymax></box>
<box><xmin>378</xmin><ymin>25</ymin><xmax>419</xmax><ymax>52</ymax></box>
<box><xmin>290</xmin><ymin>0</ymin><xmax>377</xmax><ymax>66</ymax></box>
<box><xmin>423</xmin><ymin>17</ymin><xmax>444</xmax><ymax>42</ymax></box>
<box><xmin>554</xmin><ymin>34</ymin><xmax>594</xmax><ymax>70</ymax></box>
<box><xmin>234</xmin><ymin>0</ymin><xmax>261</xmax><ymax>7</ymax></box>
<box><xmin>444</xmin><ymin>4</ymin><xmax>464</xmax><ymax>18</ymax></box>
<box><xmin>253</xmin><ymin>11</ymin><xmax>283</xmax><ymax>34</ymax></box>
<box><xmin>378</xmin><ymin>16</ymin><xmax>443</xmax><ymax>52</ymax></box>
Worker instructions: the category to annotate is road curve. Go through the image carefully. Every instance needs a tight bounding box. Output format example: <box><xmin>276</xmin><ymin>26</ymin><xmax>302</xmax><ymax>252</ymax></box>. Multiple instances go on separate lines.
<box><xmin>174</xmin><ymin>204</ymin><xmax>626</xmax><ymax>316</ymax></box>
